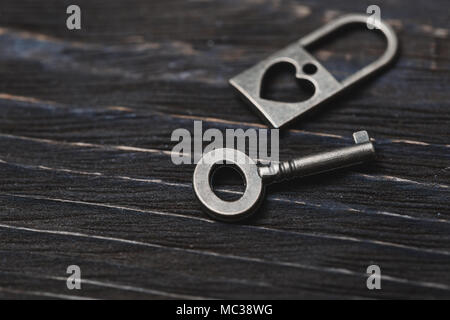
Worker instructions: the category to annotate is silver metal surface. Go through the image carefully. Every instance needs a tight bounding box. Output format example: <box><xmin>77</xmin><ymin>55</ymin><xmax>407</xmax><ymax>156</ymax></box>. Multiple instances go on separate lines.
<box><xmin>229</xmin><ymin>14</ymin><xmax>398</xmax><ymax>128</ymax></box>
<box><xmin>193</xmin><ymin>131</ymin><xmax>375</xmax><ymax>222</ymax></box>
<box><xmin>193</xmin><ymin>148</ymin><xmax>264</xmax><ymax>222</ymax></box>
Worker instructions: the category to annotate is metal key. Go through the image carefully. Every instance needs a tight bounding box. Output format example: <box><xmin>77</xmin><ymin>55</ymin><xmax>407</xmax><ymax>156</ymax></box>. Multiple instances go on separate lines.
<box><xmin>193</xmin><ymin>130</ymin><xmax>375</xmax><ymax>222</ymax></box>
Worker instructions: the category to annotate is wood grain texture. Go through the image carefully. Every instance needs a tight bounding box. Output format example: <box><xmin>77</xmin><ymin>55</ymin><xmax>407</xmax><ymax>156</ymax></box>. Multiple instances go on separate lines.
<box><xmin>0</xmin><ymin>0</ymin><xmax>449</xmax><ymax>299</ymax></box>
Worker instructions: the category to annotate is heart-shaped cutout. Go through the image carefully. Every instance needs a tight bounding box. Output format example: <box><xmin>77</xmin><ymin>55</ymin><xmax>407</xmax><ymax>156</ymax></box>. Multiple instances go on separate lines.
<box><xmin>260</xmin><ymin>62</ymin><xmax>315</xmax><ymax>103</ymax></box>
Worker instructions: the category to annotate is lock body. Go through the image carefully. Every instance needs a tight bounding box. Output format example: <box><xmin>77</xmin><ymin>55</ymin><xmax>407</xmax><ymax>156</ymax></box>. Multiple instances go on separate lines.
<box><xmin>230</xmin><ymin>14</ymin><xmax>398</xmax><ymax>128</ymax></box>
<box><xmin>230</xmin><ymin>43</ymin><xmax>342</xmax><ymax>128</ymax></box>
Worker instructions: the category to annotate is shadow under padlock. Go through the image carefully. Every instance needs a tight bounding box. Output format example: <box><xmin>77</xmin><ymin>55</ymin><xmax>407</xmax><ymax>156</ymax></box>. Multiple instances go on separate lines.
<box><xmin>230</xmin><ymin>14</ymin><xmax>399</xmax><ymax>129</ymax></box>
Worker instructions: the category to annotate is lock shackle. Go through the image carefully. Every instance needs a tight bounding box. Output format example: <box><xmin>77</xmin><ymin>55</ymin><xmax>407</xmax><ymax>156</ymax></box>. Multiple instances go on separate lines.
<box><xmin>299</xmin><ymin>14</ymin><xmax>399</xmax><ymax>88</ymax></box>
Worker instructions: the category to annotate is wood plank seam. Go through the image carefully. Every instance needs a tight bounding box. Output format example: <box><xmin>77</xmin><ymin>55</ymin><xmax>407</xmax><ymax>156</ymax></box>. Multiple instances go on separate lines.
<box><xmin>0</xmin><ymin>222</ymin><xmax>449</xmax><ymax>292</ymax></box>
<box><xmin>1</xmin><ymin>191</ymin><xmax>449</xmax><ymax>257</ymax></box>
<box><xmin>1</xmin><ymin>157</ymin><xmax>449</xmax><ymax>225</ymax></box>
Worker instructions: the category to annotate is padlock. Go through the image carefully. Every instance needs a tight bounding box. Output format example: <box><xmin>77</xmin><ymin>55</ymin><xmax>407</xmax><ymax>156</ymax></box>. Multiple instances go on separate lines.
<box><xmin>229</xmin><ymin>14</ymin><xmax>398</xmax><ymax>128</ymax></box>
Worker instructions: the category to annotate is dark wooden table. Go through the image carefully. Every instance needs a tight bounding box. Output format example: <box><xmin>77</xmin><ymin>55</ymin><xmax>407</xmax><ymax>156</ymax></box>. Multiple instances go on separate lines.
<box><xmin>0</xmin><ymin>0</ymin><xmax>449</xmax><ymax>299</ymax></box>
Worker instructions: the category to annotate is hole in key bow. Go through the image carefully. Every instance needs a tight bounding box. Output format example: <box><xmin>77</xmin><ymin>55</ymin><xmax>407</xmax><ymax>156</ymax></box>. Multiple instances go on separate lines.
<box><xmin>209</xmin><ymin>164</ymin><xmax>246</xmax><ymax>202</ymax></box>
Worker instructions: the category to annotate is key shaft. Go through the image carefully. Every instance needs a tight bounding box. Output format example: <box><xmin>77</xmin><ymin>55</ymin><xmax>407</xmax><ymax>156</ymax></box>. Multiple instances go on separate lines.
<box><xmin>258</xmin><ymin>131</ymin><xmax>375</xmax><ymax>183</ymax></box>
